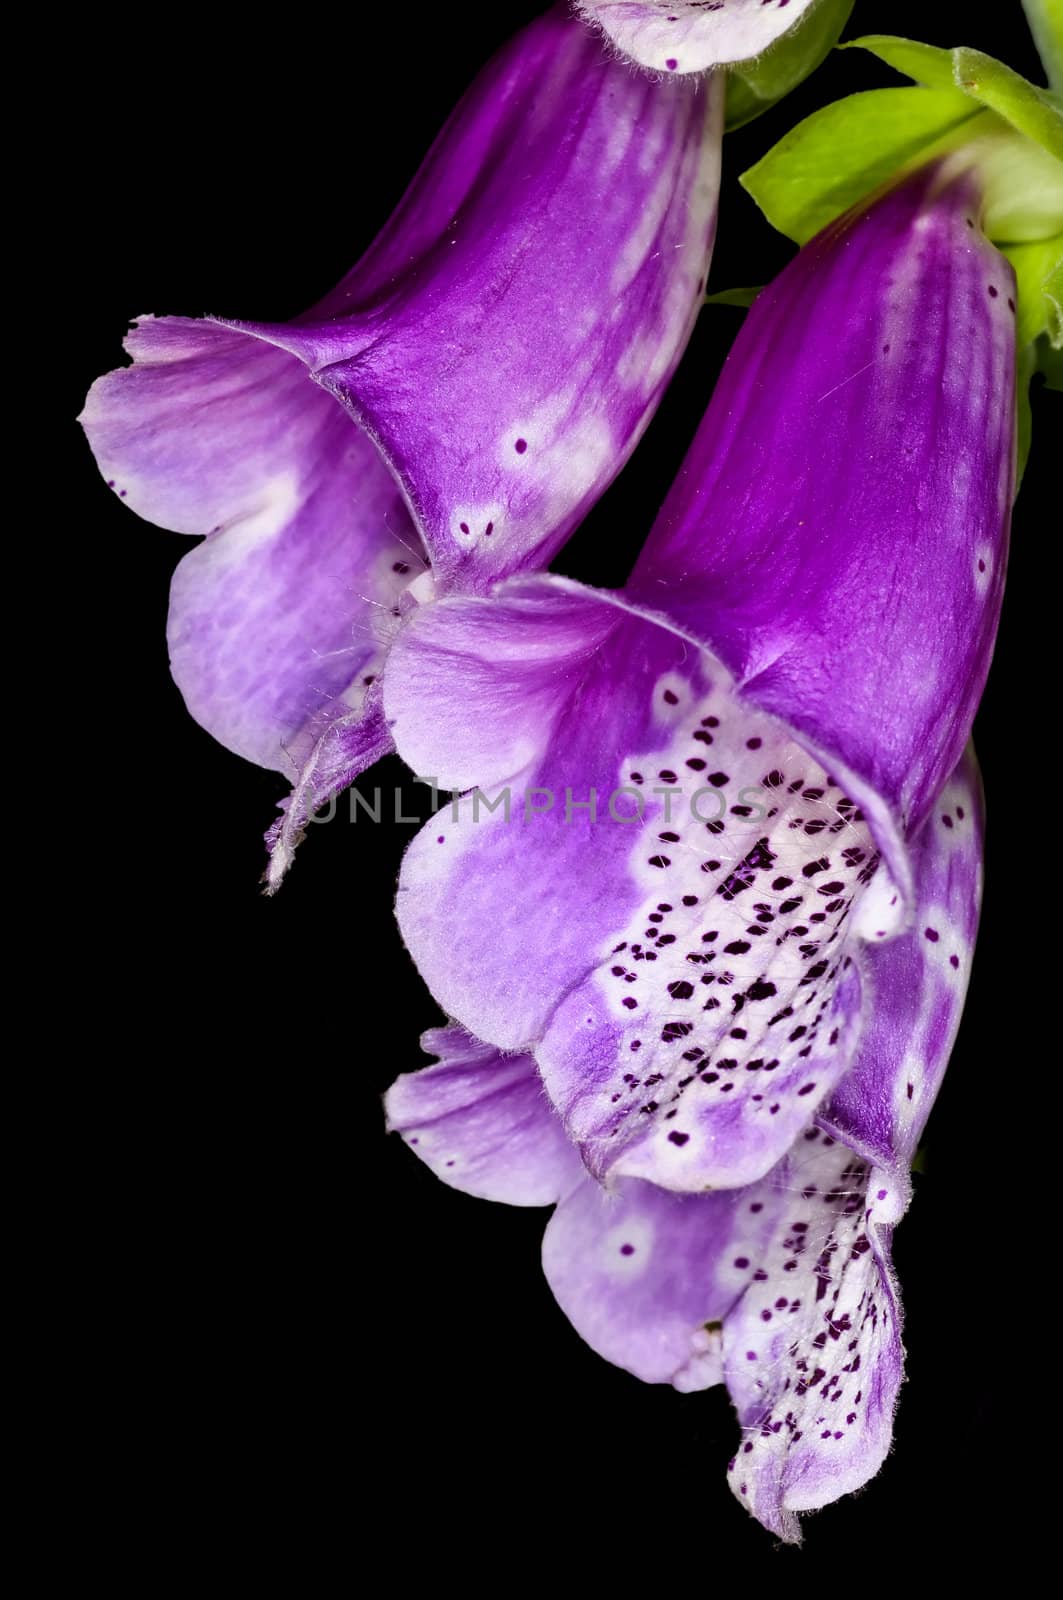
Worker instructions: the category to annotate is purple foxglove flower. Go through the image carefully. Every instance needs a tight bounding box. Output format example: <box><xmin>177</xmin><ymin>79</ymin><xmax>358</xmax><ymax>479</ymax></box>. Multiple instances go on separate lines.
<box><xmin>386</xmin><ymin>743</ymin><xmax>982</xmax><ymax>1536</ymax></box>
<box><xmin>386</xmin><ymin>159</ymin><xmax>1014</xmax><ymax>1196</ymax></box>
<box><xmin>78</xmin><ymin>6</ymin><xmax>723</xmax><ymax>887</ymax></box>
<box><xmin>576</xmin><ymin>0</ymin><xmax>819</xmax><ymax>75</ymax></box>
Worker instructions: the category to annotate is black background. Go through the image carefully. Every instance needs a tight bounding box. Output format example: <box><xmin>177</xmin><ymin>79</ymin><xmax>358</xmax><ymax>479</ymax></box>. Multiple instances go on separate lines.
<box><xmin>60</xmin><ymin>1</ymin><xmax>1052</xmax><ymax>1578</ymax></box>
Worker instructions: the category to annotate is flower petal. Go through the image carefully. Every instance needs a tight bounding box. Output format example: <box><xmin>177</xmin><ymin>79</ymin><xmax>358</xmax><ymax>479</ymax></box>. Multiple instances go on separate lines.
<box><xmin>385</xmin><ymin>1026</ymin><xmax>585</xmax><ymax>1206</ymax></box>
<box><xmin>542</xmin><ymin>1175</ymin><xmax>746</xmax><ymax>1389</ymax></box>
<box><xmin>263</xmin><ymin>702</ymin><xmax>395</xmax><ymax>892</ymax></box>
<box><xmin>819</xmin><ymin>747</ymin><xmax>984</xmax><ymax>1210</ymax></box>
<box><xmin>631</xmin><ymin>162</ymin><xmax>1015</xmax><ymax>846</ymax></box>
<box><xmin>539</xmin><ymin>1118</ymin><xmax>906</xmax><ymax>1532</ymax></box>
<box><xmin>242</xmin><ymin>8</ymin><xmax>722</xmax><ymax>591</ymax></box>
<box><xmin>391</xmin><ymin>577</ymin><xmax>892</xmax><ymax>1190</ymax></box>
<box><xmin>82</xmin><ymin>316</ymin><xmax>419</xmax><ymax>776</ymax></box>
<box><xmin>722</xmin><ymin>1129</ymin><xmax>902</xmax><ymax>1541</ymax></box>
<box><xmin>576</xmin><ymin>0</ymin><xmax>818</xmax><ymax>76</ymax></box>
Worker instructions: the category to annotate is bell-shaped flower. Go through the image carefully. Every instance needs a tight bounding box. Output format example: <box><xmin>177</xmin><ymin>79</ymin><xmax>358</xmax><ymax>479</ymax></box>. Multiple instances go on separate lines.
<box><xmin>386</xmin><ymin>746</ymin><xmax>983</xmax><ymax>1536</ymax></box>
<box><xmin>385</xmin><ymin>157</ymin><xmax>1015</xmax><ymax>1195</ymax></box>
<box><xmin>78</xmin><ymin>5</ymin><xmax>727</xmax><ymax>885</ymax></box>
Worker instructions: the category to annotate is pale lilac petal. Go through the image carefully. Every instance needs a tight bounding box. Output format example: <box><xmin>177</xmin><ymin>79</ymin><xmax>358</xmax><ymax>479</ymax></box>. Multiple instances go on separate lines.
<box><xmin>576</xmin><ymin>0</ymin><xmax>817</xmax><ymax>75</ymax></box>
<box><xmin>542</xmin><ymin>1176</ymin><xmax>750</xmax><ymax>1389</ymax></box>
<box><xmin>391</xmin><ymin>578</ymin><xmax>893</xmax><ymax>1191</ymax></box>
<box><xmin>820</xmin><ymin>748</ymin><xmax>984</xmax><ymax>1210</ymax></box>
<box><xmin>385</xmin><ymin>1026</ymin><xmax>585</xmax><ymax>1206</ymax></box>
<box><xmin>230</xmin><ymin>10</ymin><xmax>722</xmax><ymax>592</ymax></box>
<box><xmin>723</xmin><ymin>1129</ymin><xmax>902</xmax><ymax>1541</ymax></box>
<box><xmin>632</xmin><ymin>162</ymin><xmax>1015</xmax><ymax>846</ymax></box>
<box><xmin>82</xmin><ymin>316</ymin><xmax>417</xmax><ymax>776</ymax></box>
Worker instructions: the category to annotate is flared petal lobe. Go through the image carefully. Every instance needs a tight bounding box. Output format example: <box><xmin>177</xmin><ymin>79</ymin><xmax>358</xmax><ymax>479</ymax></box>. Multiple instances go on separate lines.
<box><xmin>576</xmin><ymin>0</ymin><xmax>817</xmax><ymax>75</ymax></box>
<box><xmin>821</xmin><ymin>748</ymin><xmax>984</xmax><ymax>1209</ymax></box>
<box><xmin>385</xmin><ymin>1027</ymin><xmax>585</xmax><ymax>1206</ymax></box>
<box><xmin>542</xmin><ymin>1176</ymin><xmax>738</xmax><ymax>1389</ymax></box>
<box><xmin>720</xmin><ymin>1129</ymin><xmax>902</xmax><ymax>1541</ymax></box>
<box><xmin>626</xmin><ymin>163</ymin><xmax>1014</xmax><ymax>843</ymax></box>
<box><xmin>83</xmin><ymin>316</ymin><xmax>419</xmax><ymax>776</ymax></box>
<box><xmin>390</xmin><ymin>579</ymin><xmax>889</xmax><ymax>1193</ymax></box>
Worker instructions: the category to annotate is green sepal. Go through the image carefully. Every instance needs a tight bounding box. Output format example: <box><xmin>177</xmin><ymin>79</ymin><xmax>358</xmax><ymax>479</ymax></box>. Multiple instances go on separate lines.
<box><xmin>739</xmin><ymin>86</ymin><xmax>979</xmax><ymax>245</ymax></box>
<box><xmin>741</xmin><ymin>34</ymin><xmax>1063</xmax><ymax>340</ymax></box>
<box><xmin>838</xmin><ymin>35</ymin><xmax>957</xmax><ymax>91</ymax></box>
<box><xmin>845</xmin><ymin>35</ymin><xmax>1063</xmax><ymax>157</ymax></box>
<box><xmin>1002</xmin><ymin>234</ymin><xmax>1063</xmax><ymax>346</ymax></box>
<box><xmin>724</xmin><ymin>0</ymin><xmax>854</xmax><ymax>131</ymax></box>
<box><xmin>703</xmin><ymin>286</ymin><xmax>763</xmax><ymax>309</ymax></box>
<box><xmin>954</xmin><ymin>48</ymin><xmax>1062</xmax><ymax>156</ymax></box>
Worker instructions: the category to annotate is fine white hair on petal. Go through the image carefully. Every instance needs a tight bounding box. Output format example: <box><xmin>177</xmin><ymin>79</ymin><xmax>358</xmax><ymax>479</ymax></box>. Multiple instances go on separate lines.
<box><xmin>575</xmin><ymin>0</ymin><xmax>818</xmax><ymax>77</ymax></box>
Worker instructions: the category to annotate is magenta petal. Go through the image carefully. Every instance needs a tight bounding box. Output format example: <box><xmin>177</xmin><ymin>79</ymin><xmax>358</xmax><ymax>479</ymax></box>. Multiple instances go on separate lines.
<box><xmin>257</xmin><ymin>8</ymin><xmax>721</xmax><ymax>592</ymax></box>
<box><xmin>385</xmin><ymin>1026</ymin><xmax>585</xmax><ymax>1206</ymax></box>
<box><xmin>631</xmin><ymin>163</ymin><xmax>1015</xmax><ymax>849</ymax></box>
<box><xmin>576</xmin><ymin>0</ymin><xmax>817</xmax><ymax>75</ymax></box>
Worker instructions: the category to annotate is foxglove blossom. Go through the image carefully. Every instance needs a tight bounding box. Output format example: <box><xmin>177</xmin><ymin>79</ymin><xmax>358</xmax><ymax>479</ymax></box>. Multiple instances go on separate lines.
<box><xmin>79</xmin><ymin>5</ymin><xmax>727</xmax><ymax>885</ymax></box>
<box><xmin>387</xmin><ymin>159</ymin><xmax>1015</xmax><ymax>1195</ymax></box>
<box><xmin>386</xmin><ymin>745</ymin><xmax>983</xmax><ymax>1536</ymax></box>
